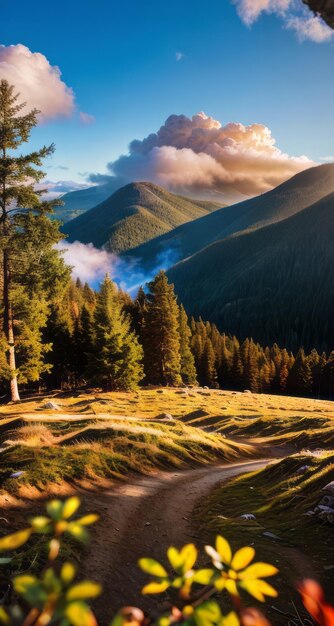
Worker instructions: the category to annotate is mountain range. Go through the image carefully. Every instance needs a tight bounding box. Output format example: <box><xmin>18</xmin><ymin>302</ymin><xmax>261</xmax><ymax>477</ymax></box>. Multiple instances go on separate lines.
<box><xmin>63</xmin><ymin>182</ymin><xmax>222</xmax><ymax>254</ymax></box>
<box><xmin>62</xmin><ymin>163</ymin><xmax>334</xmax><ymax>352</ymax></box>
<box><xmin>126</xmin><ymin>163</ymin><xmax>334</xmax><ymax>267</ymax></box>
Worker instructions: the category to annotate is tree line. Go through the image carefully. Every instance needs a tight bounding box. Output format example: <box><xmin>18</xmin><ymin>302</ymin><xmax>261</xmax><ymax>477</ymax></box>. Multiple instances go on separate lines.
<box><xmin>0</xmin><ymin>80</ymin><xmax>333</xmax><ymax>402</ymax></box>
<box><xmin>34</xmin><ymin>272</ymin><xmax>333</xmax><ymax>399</ymax></box>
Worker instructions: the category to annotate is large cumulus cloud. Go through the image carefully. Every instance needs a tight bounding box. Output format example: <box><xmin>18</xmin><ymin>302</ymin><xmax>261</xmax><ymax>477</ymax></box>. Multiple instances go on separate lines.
<box><xmin>0</xmin><ymin>44</ymin><xmax>75</xmax><ymax>119</ymax></box>
<box><xmin>96</xmin><ymin>112</ymin><xmax>313</xmax><ymax>202</ymax></box>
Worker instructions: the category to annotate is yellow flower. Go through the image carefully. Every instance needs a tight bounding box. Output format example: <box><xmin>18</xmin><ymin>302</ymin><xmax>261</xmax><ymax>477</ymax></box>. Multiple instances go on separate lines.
<box><xmin>205</xmin><ymin>536</ymin><xmax>278</xmax><ymax>602</ymax></box>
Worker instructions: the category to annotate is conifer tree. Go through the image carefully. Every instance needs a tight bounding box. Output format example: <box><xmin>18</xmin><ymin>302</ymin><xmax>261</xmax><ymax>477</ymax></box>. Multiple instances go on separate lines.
<box><xmin>88</xmin><ymin>275</ymin><xmax>143</xmax><ymax>390</ymax></box>
<box><xmin>178</xmin><ymin>305</ymin><xmax>197</xmax><ymax>386</ymax></box>
<box><xmin>142</xmin><ymin>271</ymin><xmax>181</xmax><ymax>386</ymax></box>
<box><xmin>231</xmin><ymin>344</ymin><xmax>244</xmax><ymax>389</ymax></box>
<box><xmin>0</xmin><ymin>80</ymin><xmax>70</xmax><ymax>400</ymax></box>
<box><xmin>201</xmin><ymin>338</ymin><xmax>218</xmax><ymax>388</ymax></box>
<box><xmin>287</xmin><ymin>348</ymin><xmax>312</xmax><ymax>396</ymax></box>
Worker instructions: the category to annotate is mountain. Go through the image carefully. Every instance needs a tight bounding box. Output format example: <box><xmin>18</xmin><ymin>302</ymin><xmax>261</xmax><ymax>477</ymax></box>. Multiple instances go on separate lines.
<box><xmin>168</xmin><ymin>192</ymin><xmax>334</xmax><ymax>353</ymax></box>
<box><xmin>62</xmin><ymin>182</ymin><xmax>222</xmax><ymax>253</ymax></box>
<box><xmin>56</xmin><ymin>182</ymin><xmax>118</xmax><ymax>222</ymax></box>
<box><xmin>127</xmin><ymin>163</ymin><xmax>334</xmax><ymax>266</ymax></box>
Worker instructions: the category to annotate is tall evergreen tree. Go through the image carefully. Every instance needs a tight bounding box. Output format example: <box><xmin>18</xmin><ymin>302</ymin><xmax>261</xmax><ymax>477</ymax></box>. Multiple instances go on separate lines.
<box><xmin>287</xmin><ymin>348</ymin><xmax>312</xmax><ymax>397</ymax></box>
<box><xmin>0</xmin><ymin>81</ymin><xmax>70</xmax><ymax>400</ymax></box>
<box><xmin>201</xmin><ymin>338</ymin><xmax>218</xmax><ymax>388</ymax></box>
<box><xmin>142</xmin><ymin>271</ymin><xmax>181</xmax><ymax>386</ymax></box>
<box><xmin>88</xmin><ymin>276</ymin><xmax>143</xmax><ymax>390</ymax></box>
<box><xmin>178</xmin><ymin>304</ymin><xmax>197</xmax><ymax>386</ymax></box>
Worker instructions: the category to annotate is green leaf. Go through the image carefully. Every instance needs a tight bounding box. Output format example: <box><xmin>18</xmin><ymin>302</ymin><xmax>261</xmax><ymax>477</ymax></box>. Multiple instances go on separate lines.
<box><xmin>65</xmin><ymin>601</ymin><xmax>98</xmax><ymax>626</ymax></box>
<box><xmin>31</xmin><ymin>516</ymin><xmax>51</xmax><ymax>531</ymax></box>
<box><xmin>66</xmin><ymin>581</ymin><xmax>102</xmax><ymax>601</ymax></box>
<box><xmin>61</xmin><ymin>562</ymin><xmax>76</xmax><ymax>585</ymax></box>
<box><xmin>0</xmin><ymin>528</ymin><xmax>32</xmax><ymax>551</ymax></box>
<box><xmin>142</xmin><ymin>580</ymin><xmax>170</xmax><ymax>594</ymax></box>
<box><xmin>194</xmin><ymin>601</ymin><xmax>222</xmax><ymax>626</ymax></box>
<box><xmin>138</xmin><ymin>558</ymin><xmax>168</xmax><ymax>578</ymax></box>
<box><xmin>46</xmin><ymin>499</ymin><xmax>64</xmax><ymax>521</ymax></box>
<box><xmin>67</xmin><ymin>523</ymin><xmax>89</xmax><ymax>543</ymax></box>
<box><xmin>76</xmin><ymin>514</ymin><xmax>99</xmax><ymax>526</ymax></box>
<box><xmin>0</xmin><ymin>557</ymin><xmax>12</xmax><ymax>565</ymax></box>
<box><xmin>13</xmin><ymin>575</ymin><xmax>47</xmax><ymax>607</ymax></box>
<box><xmin>62</xmin><ymin>497</ymin><xmax>81</xmax><ymax>520</ymax></box>
<box><xmin>192</xmin><ymin>569</ymin><xmax>214</xmax><ymax>585</ymax></box>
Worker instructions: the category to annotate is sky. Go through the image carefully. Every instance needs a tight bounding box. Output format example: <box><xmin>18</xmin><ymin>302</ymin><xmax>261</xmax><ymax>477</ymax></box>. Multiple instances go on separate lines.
<box><xmin>1</xmin><ymin>0</ymin><xmax>334</xmax><ymax>201</ymax></box>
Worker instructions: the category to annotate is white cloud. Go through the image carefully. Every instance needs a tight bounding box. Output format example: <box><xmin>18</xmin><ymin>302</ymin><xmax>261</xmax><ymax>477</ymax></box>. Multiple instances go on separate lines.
<box><xmin>97</xmin><ymin>111</ymin><xmax>313</xmax><ymax>202</ymax></box>
<box><xmin>319</xmin><ymin>156</ymin><xmax>334</xmax><ymax>163</ymax></box>
<box><xmin>233</xmin><ymin>0</ymin><xmax>333</xmax><ymax>43</ymax></box>
<box><xmin>175</xmin><ymin>51</ymin><xmax>185</xmax><ymax>61</ymax></box>
<box><xmin>286</xmin><ymin>14</ymin><xmax>334</xmax><ymax>42</ymax></box>
<box><xmin>57</xmin><ymin>240</ymin><xmax>119</xmax><ymax>284</ymax></box>
<box><xmin>234</xmin><ymin>0</ymin><xmax>291</xmax><ymax>26</ymax></box>
<box><xmin>0</xmin><ymin>44</ymin><xmax>75</xmax><ymax>119</ymax></box>
<box><xmin>79</xmin><ymin>111</ymin><xmax>95</xmax><ymax>124</ymax></box>
<box><xmin>38</xmin><ymin>180</ymin><xmax>91</xmax><ymax>200</ymax></box>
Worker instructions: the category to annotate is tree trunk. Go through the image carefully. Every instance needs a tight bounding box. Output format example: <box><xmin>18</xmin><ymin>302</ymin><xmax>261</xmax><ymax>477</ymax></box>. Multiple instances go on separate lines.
<box><xmin>3</xmin><ymin>248</ymin><xmax>20</xmax><ymax>402</ymax></box>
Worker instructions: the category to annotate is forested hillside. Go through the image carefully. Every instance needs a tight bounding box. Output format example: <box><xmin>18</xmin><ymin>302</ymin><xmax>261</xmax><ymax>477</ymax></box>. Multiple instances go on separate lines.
<box><xmin>168</xmin><ymin>192</ymin><xmax>334</xmax><ymax>353</ymax></box>
<box><xmin>63</xmin><ymin>182</ymin><xmax>221</xmax><ymax>253</ymax></box>
<box><xmin>128</xmin><ymin>163</ymin><xmax>334</xmax><ymax>266</ymax></box>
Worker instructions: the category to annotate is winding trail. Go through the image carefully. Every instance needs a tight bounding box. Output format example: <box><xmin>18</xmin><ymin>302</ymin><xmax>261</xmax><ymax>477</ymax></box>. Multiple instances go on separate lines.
<box><xmin>84</xmin><ymin>459</ymin><xmax>274</xmax><ymax>623</ymax></box>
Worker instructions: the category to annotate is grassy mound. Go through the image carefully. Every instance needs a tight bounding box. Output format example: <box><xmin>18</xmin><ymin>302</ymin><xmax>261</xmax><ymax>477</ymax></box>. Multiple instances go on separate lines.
<box><xmin>196</xmin><ymin>452</ymin><xmax>334</xmax><ymax>619</ymax></box>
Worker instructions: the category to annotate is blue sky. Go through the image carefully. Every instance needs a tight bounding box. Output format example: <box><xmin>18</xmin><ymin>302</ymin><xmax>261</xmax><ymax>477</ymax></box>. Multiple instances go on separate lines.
<box><xmin>1</xmin><ymin>0</ymin><xmax>334</xmax><ymax>193</ymax></box>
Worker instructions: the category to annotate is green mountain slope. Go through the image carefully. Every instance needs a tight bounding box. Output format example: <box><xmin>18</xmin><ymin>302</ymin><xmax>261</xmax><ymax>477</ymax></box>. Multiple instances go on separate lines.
<box><xmin>128</xmin><ymin>163</ymin><xmax>334</xmax><ymax>266</ymax></box>
<box><xmin>168</xmin><ymin>192</ymin><xmax>334</xmax><ymax>353</ymax></box>
<box><xmin>56</xmin><ymin>182</ymin><xmax>118</xmax><ymax>222</ymax></box>
<box><xmin>62</xmin><ymin>182</ymin><xmax>222</xmax><ymax>253</ymax></box>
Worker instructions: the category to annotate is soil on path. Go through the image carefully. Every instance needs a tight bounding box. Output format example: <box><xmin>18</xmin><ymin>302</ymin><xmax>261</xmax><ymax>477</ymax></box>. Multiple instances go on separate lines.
<box><xmin>84</xmin><ymin>459</ymin><xmax>272</xmax><ymax>624</ymax></box>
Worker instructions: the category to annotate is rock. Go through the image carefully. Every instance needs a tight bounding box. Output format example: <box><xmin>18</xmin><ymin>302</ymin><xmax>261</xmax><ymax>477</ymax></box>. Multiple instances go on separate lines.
<box><xmin>319</xmin><ymin>495</ymin><xmax>334</xmax><ymax>508</ymax></box>
<box><xmin>145</xmin><ymin>522</ymin><xmax>151</xmax><ymax>526</ymax></box>
<box><xmin>10</xmin><ymin>471</ymin><xmax>25</xmax><ymax>478</ymax></box>
<box><xmin>296</xmin><ymin>465</ymin><xmax>310</xmax><ymax>474</ymax></box>
<box><xmin>240</xmin><ymin>514</ymin><xmax>256</xmax><ymax>520</ymax></box>
<box><xmin>156</xmin><ymin>390</ymin><xmax>164</xmax><ymax>394</ymax></box>
<box><xmin>322</xmin><ymin>481</ymin><xmax>334</xmax><ymax>494</ymax></box>
<box><xmin>263</xmin><ymin>531</ymin><xmax>281</xmax><ymax>540</ymax></box>
<box><xmin>243</xmin><ymin>389</ymin><xmax>252</xmax><ymax>394</ymax></box>
<box><xmin>203</xmin><ymin>386</ymin><xmax>209</xmax><ymax>390</ymax></box>
<box><xmin>176</xmin><ymin>389</ymin><xmax>188</xmax><ymax>395</ymax></box>
<box><xmin>42</xmin><ymin>401</ymin><xmax>60</xmax><ymax>411</ymax></box>
<box><xmin>157</xmin><ymin>413</ymin><xmax>175</xmax><ymax>422</ymax></box>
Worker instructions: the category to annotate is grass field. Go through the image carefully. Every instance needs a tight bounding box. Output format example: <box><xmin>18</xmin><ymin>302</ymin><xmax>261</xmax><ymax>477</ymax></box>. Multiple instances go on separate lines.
<box><xmin>0</xmin><ymin>388</ymin><xmax>333</xmax><ymax>496</ymax></box>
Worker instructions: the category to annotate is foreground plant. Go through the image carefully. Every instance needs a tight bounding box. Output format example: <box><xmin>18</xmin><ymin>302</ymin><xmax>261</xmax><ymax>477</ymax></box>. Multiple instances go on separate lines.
<box><xmin>0</xmin><ymin>497</ymin><xmax>332</xmax><ymax>626</ymax></box>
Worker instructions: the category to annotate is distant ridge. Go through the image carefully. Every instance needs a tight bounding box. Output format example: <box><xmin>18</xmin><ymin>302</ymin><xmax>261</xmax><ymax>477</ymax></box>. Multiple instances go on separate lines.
<box><xmin>63</xmin><ymin>182</ymin><xmax>222</xmax><ymax>254</ymax></box>
<box><xmin>168</xmin><ymin>191</ymin><xmax>334</xmax><ymax>352</ymax></box>
<box><xmin>127</xmin><ymin>163</ymin><xmax>334</xmax><ymax>266</ymax></box>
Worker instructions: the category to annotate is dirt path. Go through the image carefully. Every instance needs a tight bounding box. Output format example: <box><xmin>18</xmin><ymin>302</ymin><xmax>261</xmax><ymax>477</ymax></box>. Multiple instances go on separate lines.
<box><xmin>83</xmin><ymin>459</ymin><xmax>272</xmax><ymax>624</ymax></box>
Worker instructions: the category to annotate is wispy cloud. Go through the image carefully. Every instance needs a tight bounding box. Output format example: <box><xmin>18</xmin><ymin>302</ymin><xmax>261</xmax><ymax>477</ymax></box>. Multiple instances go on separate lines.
<box><xmin>286</xmin><ymin>14</ymin><xmax>334</xmax><ymax>42</ymax></box>
<box><xmin>175</xmin><ymin>51</ymin><xmax>185</xmax><ymax>61</ymax></box>
<box><xmin>233</xmin><ymin>0</ymin><xmax>333</xmax><ymax>42</ymax></box>
<box><xmin>79</xmin><ymin>111</ymin><xmax>95</xmax><ymax>124</ymax></box>
<box><xmin>319</xmin><ymin>155</ymin><xmax>334</xmax><ymax>163</ymax></box>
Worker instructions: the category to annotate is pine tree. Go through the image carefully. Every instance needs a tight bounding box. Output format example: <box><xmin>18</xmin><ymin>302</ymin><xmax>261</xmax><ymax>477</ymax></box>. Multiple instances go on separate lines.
<box><xmin>88</xmin><ymin>276</ymin><xmax>143</xmax><ymax>390</ymax></box>
<box><xmin>71</xmin><ymin>305</ymin><xmax>94</xmax><ymax>387</ymax></box>
<box><xmin>0</xmin><ymin>80</ymin><xmax>69</xmax><ymax>400</ymax></box>
<box><xmin>201</xmin><ymin>338</ymin><xmax>218</xmax><ymax>388</ymax></box>
<box><xmin>244</xmin><ymin>340</ymin><xmax>259</xmax><ymax>392</ymax></box>
<box><xmin>178</xmin><ymin>305</ymin><xmax>197</xmax><ymax>386</ymax></box>
<box><xmin>287</xmin><ymin>348</ymin><xmax>312</xmax><ymax>397</ymax></box>
<box><xmin>231</xmin><ymin>344</ymin><xmax>244</xmax><ymax>389</ymax></box>
<box><xmin>142</xmin><ymin>271</ymin><xmax>181</xmax><ymax>386</ymax></box>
